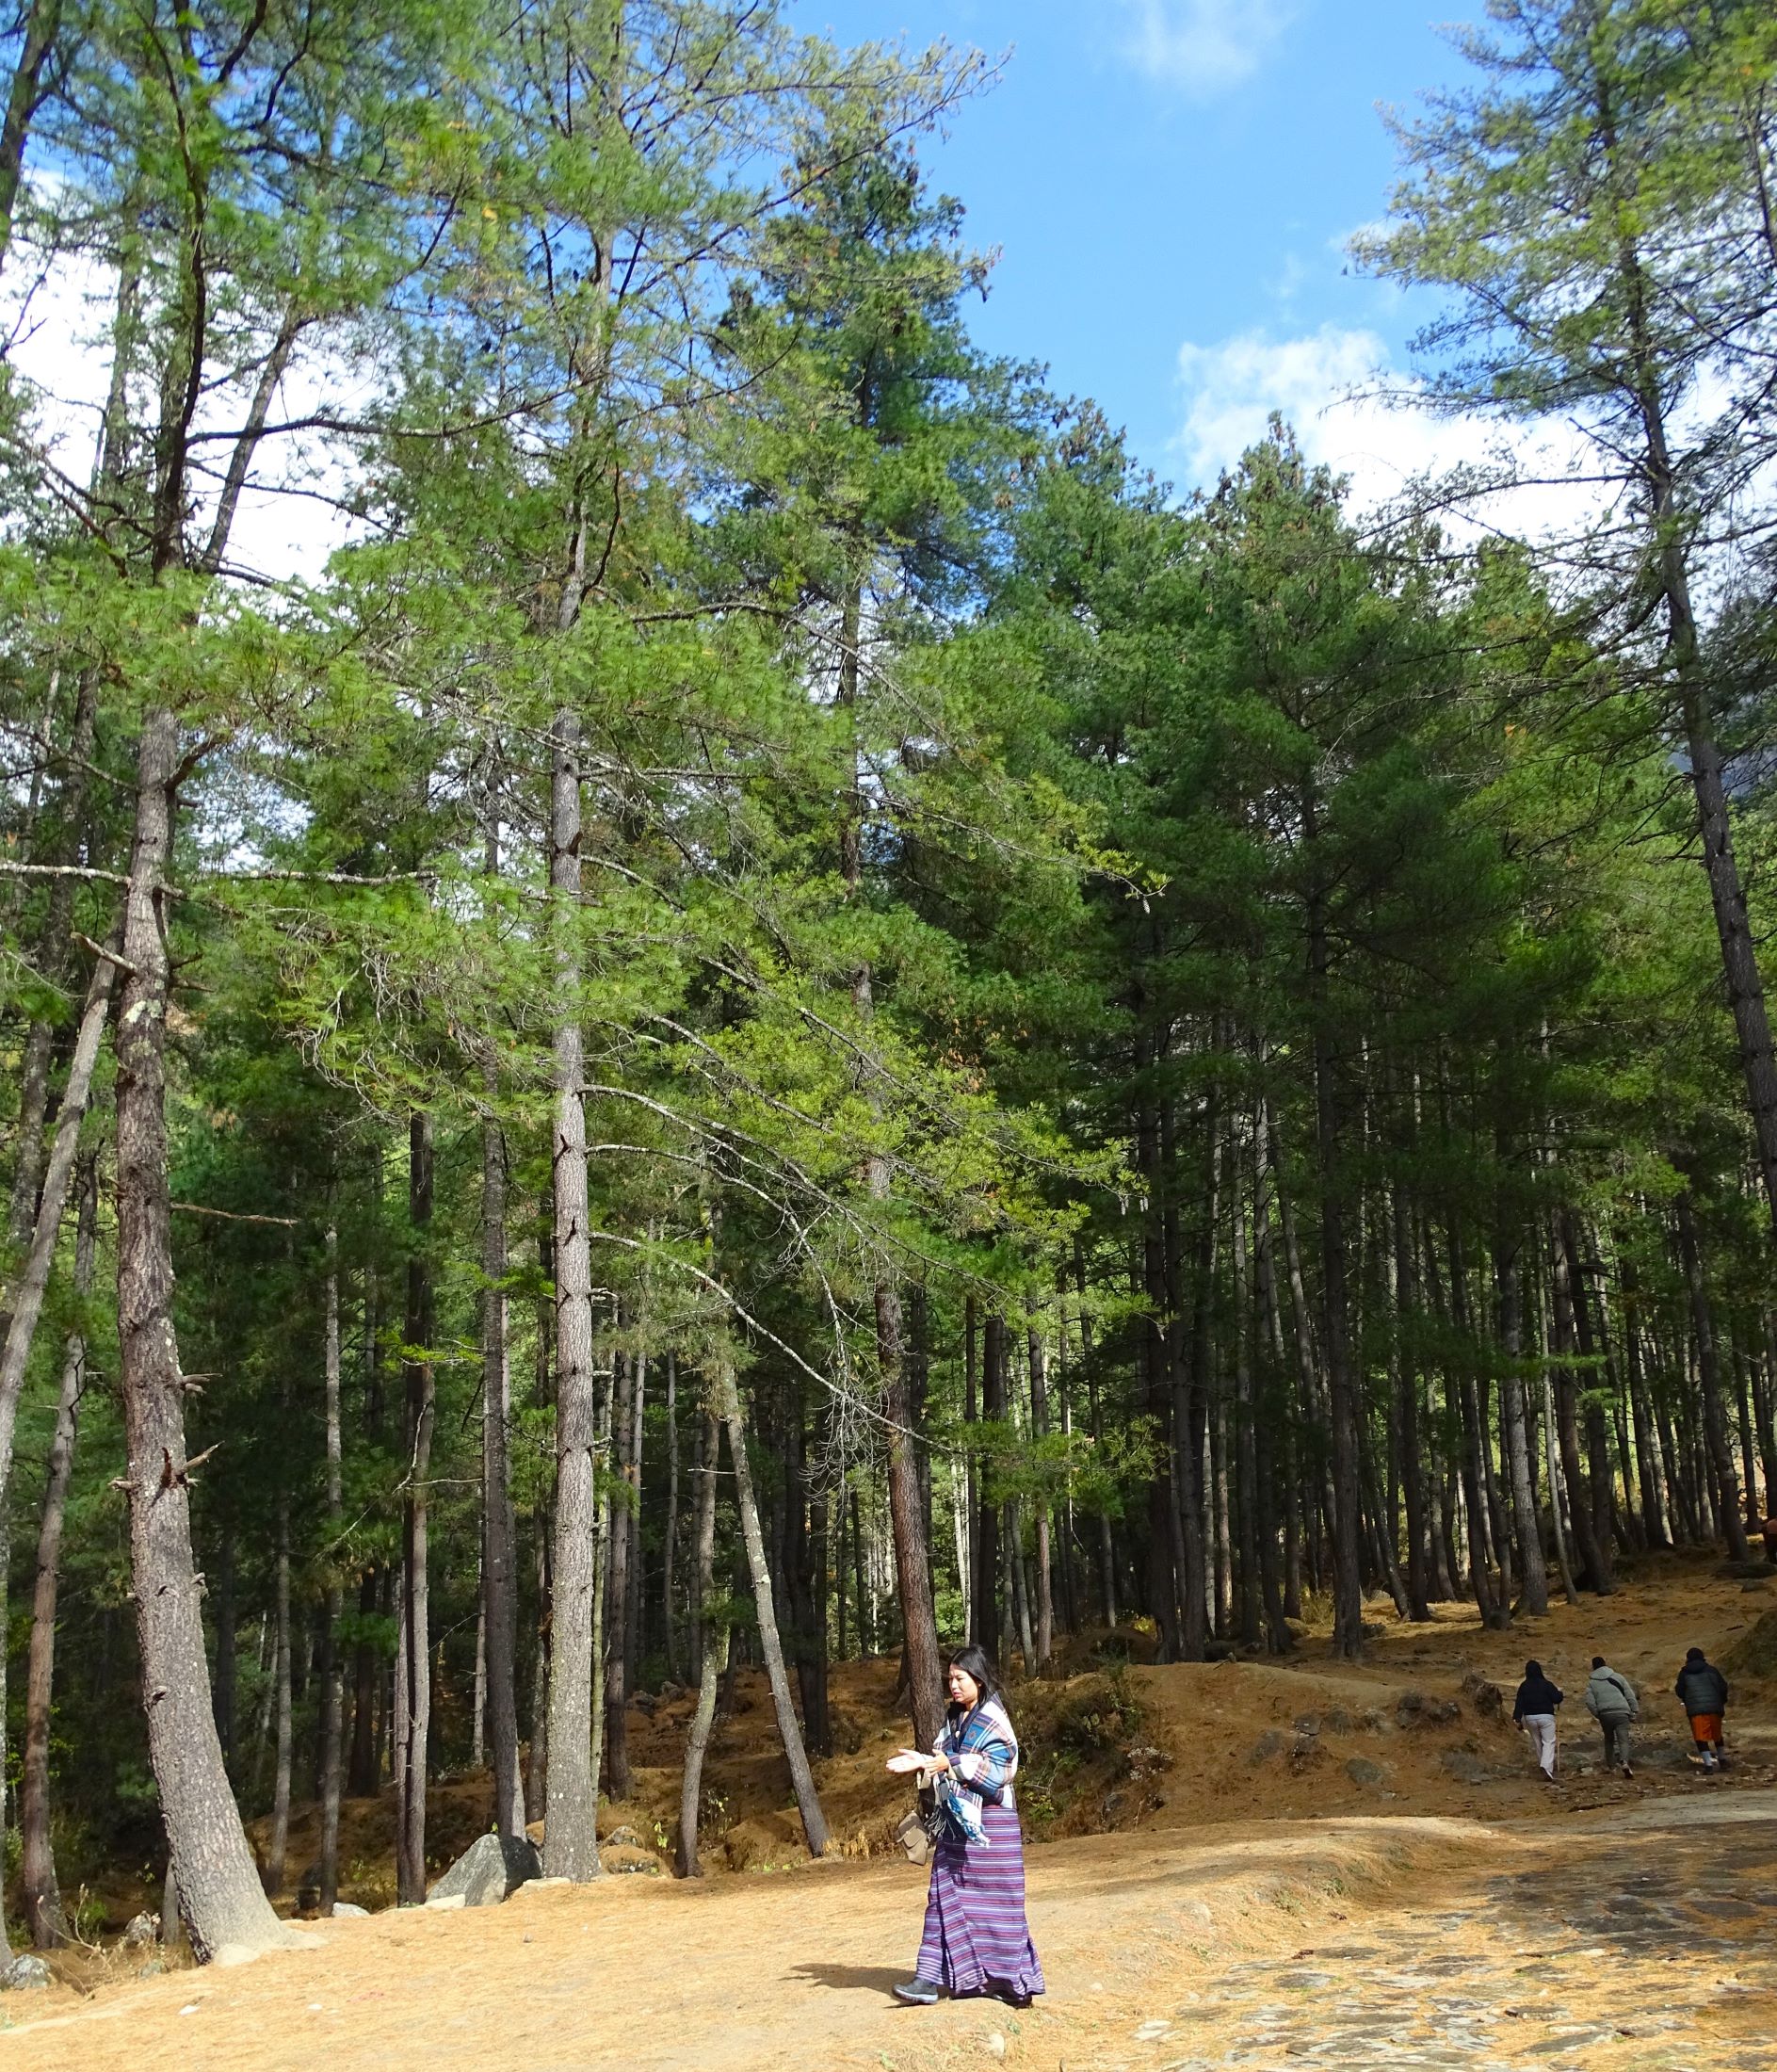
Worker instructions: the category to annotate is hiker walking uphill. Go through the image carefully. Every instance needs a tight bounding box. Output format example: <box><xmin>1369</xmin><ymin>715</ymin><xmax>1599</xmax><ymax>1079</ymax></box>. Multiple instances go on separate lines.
<box><xmin>1675</xmin><ymin>1648</ymin><xmax>1730</xmax><ymax>1772</ymax></box>
<box><xmin>1512</xmin><ymin>1661</ymin><xmax>1564</xmax><ymax>1781</ymax></box>
<box><xmin>1583</xmin><ymin>1656</ymin><xmax>1640</xmax><ymax>1779</ymax></box>
<box><xmin>886</xmin><ymin>1647</ymin><xmax>1045</xmax><ymax>2010</ymax></box>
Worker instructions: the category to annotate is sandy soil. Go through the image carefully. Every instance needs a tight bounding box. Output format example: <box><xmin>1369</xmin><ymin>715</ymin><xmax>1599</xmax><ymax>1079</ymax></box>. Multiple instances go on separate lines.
<box><xmin>6</xmin><ymin>1553</ymin><xmax>1772</xmax><ymax>2071</ymax></box>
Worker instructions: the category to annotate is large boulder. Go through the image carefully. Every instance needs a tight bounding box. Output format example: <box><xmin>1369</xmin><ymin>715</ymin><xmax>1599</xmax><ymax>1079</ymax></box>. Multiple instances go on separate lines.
<box><xmin>427</xmin><ymin>1831</ymin><xmax>542</xmax><ymax>1909</ymax></box>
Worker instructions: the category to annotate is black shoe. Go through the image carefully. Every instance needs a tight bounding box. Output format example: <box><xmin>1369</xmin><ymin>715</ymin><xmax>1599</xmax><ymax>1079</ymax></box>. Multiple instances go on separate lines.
<box><xmin>894</xmin><ymin>1979</ymin><xmax>939</xmax><ymax>2006</ymax></box>
<box><xmin>1622</xmin><ymin>1765</ymin><xmax>1634</xmax><ymax>1779</ymax></box>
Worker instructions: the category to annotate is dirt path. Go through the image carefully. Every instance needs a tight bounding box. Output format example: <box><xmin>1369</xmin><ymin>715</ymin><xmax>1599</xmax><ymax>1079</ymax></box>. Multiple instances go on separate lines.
<box><xmin>1128</xmin><ymin>1791</ymin><xmax>1777</xmax><ymax>2072</ymax></box>
<box><xmin>4</xmin><ymin>1791</ymin><xmax>1769</xmax><ymax>2071</ymax></box>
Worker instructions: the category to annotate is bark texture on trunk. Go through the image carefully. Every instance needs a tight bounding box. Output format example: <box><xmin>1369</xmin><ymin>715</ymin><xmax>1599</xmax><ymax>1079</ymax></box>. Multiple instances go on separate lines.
<box><xmin>266</xmin><ymin>1510</ymin><xmax>292</xmax><ymax>1894</ymax></box>
<box><xmin>879</xmin><ymin>1269</ymin><xmax>944</xmax><ymax>1745</ymax></box>
<box><xmin>1675</xmin><ymin>1190</ymin><xmax>1751</xmax><ymax>1558</ymax></box>
<box><xmin>975</xmin><ymin>1312</ymin><xmax>1004</xmax><ymax>1662</ymax></box>
<box><xmin>1304</xmin><ymin>859</ymin><xmax>1365</xmax><ymax>1658</ymax></box>
<box><xmin>604</xmin><ymin>1348</ymin><xmax>633</xmax><ymax>1801</ymax></box>
<box><xmin>115</xmin><ymin>709</ymin><xmax>288</xmax><ymax>1960</ymax></box>
<box><xmin>396</xmin><ymin>1112</ymin><xmax>435</xmax><ymax>1903</ymax></box>
<box><xmin>480</xmin><ymin>1095</ymin><xmax>523</xmax><ymax>1843</ymax></box>
<box><xmin>1549</xmin><ymin>1214</ymin><xmax>1612</xmax><ymax>1593</ymax></box>
<box><xmin>1027</xmin><ymin>1310</ymin><xmax>1056</xmax><ymax>1670</ymax></box>
<box><xmin>675</xmin><ymin>1409</ymin><xmax>722</xmax><ymax>1879</ymax></box>
<box><xmin>317</xmin><ymin>1224</ymin><xmax>344</xmax><ymax>1913</ymax></box>
<box><xmin>1495</xmin><ymin>1232</ymin><xmax>1548</xmax><ymax>1616</ymax></box>
<box><xmin>20</xmin><ymin>1153</ymin><xmax>96</xmax><ymax>1948</ymax></box>
<box><xmin>717</xmin><ymin>1361</ymin><xmax>828</xmax><ymax>1855</ymax></box>
<box><xmin>544</xmin><ymin>707</ymin><xmax>602</xmax><ymax>1883</ymax></box>
<box><xmin>0</xmin><ymin>941</ymin><xmax>118</xmax><ymax>1486</ymax></box>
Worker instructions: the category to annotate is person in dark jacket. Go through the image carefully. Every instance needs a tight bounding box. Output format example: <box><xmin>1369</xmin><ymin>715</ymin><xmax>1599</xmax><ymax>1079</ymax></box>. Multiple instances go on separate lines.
<box><xmin>1511</xmin><ymin>1659</ymin><xmax>1564</xmax><ymax>1781</ymax></box>
<box><xmin>1674</xmin><ymin>1647</ymin><xmax>1730</xmax><ymax>1772</ymax></box>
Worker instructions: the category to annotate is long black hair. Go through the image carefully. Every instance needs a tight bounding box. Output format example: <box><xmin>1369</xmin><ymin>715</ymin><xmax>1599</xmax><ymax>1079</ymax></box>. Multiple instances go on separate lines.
<box><xmin>946</xmin><ymin>1644</ymin><xmax>1005</xmax><ymax>1719</ymax></box>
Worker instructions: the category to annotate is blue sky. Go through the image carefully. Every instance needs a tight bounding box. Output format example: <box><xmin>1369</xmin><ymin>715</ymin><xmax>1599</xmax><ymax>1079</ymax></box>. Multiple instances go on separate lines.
<box><xmin>801</xmin><ymin>0</ymin><xmax>1487</xmax><ymax>503</ymax></box>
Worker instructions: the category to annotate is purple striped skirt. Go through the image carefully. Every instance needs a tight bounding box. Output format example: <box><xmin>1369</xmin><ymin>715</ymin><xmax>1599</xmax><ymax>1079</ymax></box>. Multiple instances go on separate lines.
<box><xmin>914</xmin><ymin>1800</ymin><xmax>1045</xmax><ymax>1999</ymax></box>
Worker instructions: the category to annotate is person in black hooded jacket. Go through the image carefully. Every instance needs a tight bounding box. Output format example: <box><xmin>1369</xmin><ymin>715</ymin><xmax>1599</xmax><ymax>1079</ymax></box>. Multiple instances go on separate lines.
<box><xmin>1674</xmin><ymin>1647</ymin><xmax>1730</xmax><ymax>1772</ymax></box>
<box><xmin>1511</xmin><ymin>1660</ymin><xmax>1564</xmax><ymax>1781</ymax></box>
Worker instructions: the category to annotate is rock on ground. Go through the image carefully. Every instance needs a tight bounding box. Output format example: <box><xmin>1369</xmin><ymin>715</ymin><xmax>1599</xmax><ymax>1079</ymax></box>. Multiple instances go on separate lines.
<box><xmin>1</xmin><ymin>1954</ymin><xmax>52</xmax><ymax>1990</ymax></box>
<box><xmin>427</xmin><ymin>1831</ymin><xmax>544</xmax><ymax>1908</ymax></box>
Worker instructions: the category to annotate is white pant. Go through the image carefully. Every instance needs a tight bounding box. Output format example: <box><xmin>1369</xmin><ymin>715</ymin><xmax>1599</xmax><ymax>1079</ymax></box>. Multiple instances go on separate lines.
<box><xmin>1523</xmin><ymin>1714</ymin><xmax>1557</xmax><ymax>1776</ymax></box>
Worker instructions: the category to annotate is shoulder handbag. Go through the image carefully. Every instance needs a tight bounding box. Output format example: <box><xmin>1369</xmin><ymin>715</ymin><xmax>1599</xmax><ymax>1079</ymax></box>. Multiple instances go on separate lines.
<box><xmin>894</xmin><ymin>1784</ymin><xmax>946</xmax><ymax>1865</ymax></box>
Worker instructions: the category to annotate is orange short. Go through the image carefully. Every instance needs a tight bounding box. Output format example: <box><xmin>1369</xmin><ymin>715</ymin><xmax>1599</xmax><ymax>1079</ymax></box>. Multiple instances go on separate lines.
<box><xmin>1689</xmin><ymin>1713</ymin><xmax>1723</xmax><ymax>1741</ymax></box>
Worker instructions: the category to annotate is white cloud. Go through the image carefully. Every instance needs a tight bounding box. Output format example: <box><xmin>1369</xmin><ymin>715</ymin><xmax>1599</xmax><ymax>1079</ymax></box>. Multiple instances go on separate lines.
<box><xmin>1171</xmin><ymin>323</ymin><xmax>1610</xmax><ymax>543</ymax></box>
<box><xmin>1114</xmin><ymin>0</ymin><xmax>1295</xmax><ymax>96</ymax></box>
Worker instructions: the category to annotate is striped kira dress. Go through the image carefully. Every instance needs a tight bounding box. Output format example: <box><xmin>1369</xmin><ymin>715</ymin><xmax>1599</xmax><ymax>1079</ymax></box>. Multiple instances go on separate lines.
<box><xmin>913</xmin><ymin>1695</ymin><xmax>1045</xmax><ymax>2001</ymax></box>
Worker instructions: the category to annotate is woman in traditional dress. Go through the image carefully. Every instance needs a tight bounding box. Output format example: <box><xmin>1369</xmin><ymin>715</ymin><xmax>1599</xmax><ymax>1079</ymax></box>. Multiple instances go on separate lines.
<box><xmin>887</xmin><ymin>1645</ymin><xmax>1045</xmax><ymax>2008</ymax></box>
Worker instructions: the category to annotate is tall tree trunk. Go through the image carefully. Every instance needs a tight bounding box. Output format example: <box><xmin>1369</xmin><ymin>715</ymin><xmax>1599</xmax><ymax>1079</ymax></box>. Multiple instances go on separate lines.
<box><xmin>834</xmin><ymin>575</ymin><xmax>943</xmax><ymax>1749</ymax></box>
<box><xmin>479</xmin><ymin>1096</ymin><xmax>523</xmax><ymax>1842</ymax></box>
<box><xmin>1138</xmin><ymin>1119</ymin><xmax>1181</xmax><ymax>1661</ymax></box>
<box><xmin>347</xmin><ymin>1240</ymin><xmax>381</xmax><ymax>1800</ymax></box>
<box><xmin>1391</xmin><ymin>1184</ymin><xmax>1432</xmax><ymax>1619</ymax></box>
<box><xmin>1229</xmin><ymin>1130</ymin><xmax>1262</xmax><ymax>1647</ymax></box>
<box><xmin>317</xmin><ymin>1223</ymin><xmax>345</xmax><ymax>1913</ymax></box>
<box><xmin>1548</xmin><ymin>1212</ymin><xmax>1612</xmax><ymax>1593</ymax></box>
<box><xmin>1574</xmin><ymin>87</ymin><xmax>1777</xmax><ymax>1253</ymax></box>
<box><xmin>605</xmin><ymin>1347</ymin><xmax>633</xmax><ymax>1801</ymax></box>
<box><xmin>1624</xmin><ymin>1292</ymin><xmax>1668</xmax><ymax>1547</ymax></box>
<box><xmin>975</xmin><ymin>1312</ymin><xmax>1005</xmax><ymax>1661</ymax></box>
<box><xmin>20</xmin><ymin>1151</ymin><xmax>95</xmax><ymax>1947</ymax></box>
<box><xmin>1302</xmin><ymin>853</ymin><xmax>1365</xmax><ymax>1656</ymax></box>
<box><xmin>1540</xmin><ymin>1355</ymin><xmax>1582</xmax><ymax>1608</ymax></box>
<box><xmin>663</xmin><ymin>1352</ymin><xmax>680</xmax><ymax>1683</ymax></box>
<box><xmin>1756</xmin><ymin>1318</ymin><xmax>1777</xmax><ymax>1518</ymax></box>
<box><xmin>267</xmin><ymin>1507</ymin><xmax>292</xmax><ymax>1895</ymax></box>
<box><xmin>964</xmin><ymin>1297</ymin><xmax>982</xmax><ymax>1642</ymax></box>
<box><xmin>1494</xmin><ymin>1224</ymin><xmax>1548</xmax><ymax>1615</ymax></box>
<box><xmin>347</xmin><ymin>1568</ymin><xmax>378</xmax><ymax>1800</ymax></box>
<box><xmin>0</xmin><ymin>0</ymin><xmax>62</xmax><ymax>267</ymax></box>
<box><xmin>1432</xmin><ymin>1222</ymin><xmax>1508</xmax><ymax>1628</ymax></box>
<box><xmin>1026</xmin><ymin>1309</ymin><xmax>1055</xmax><ymax>1670</ymax></box>
<box><xmin>1072</xmin><ymin>1242</ymin><xmax>1117</xmax><ymax>1628</ymax></box>
<box><xmin>115</xmin><ymin>709</ymin><xmax>286</xmax><ymax>1959</ymax></box>
<box><xmin>0</xmin><ymin>941</ymin><xmax>119</xmax><ymax>1487</ymax></box>
<box><xmin>526</xmin><ymin>1533</ymin><xmax>550</xmax><ymax>1824</ymax></box>
<box><xmin>717</xmin><ymin>1362</ymin><xmax>828</xmax><ymax>1854</ymax></box>
<box><xmin>1008</xmin><ymin>1491</ymin><xmax>1036</xmax><ymax>1669</ymax></box>
<box><xmin>6</xmin><ymin>685</ymin><xmax>101</xmax><ymax>1251</ymax></box>
<box><xmin>396</xmin><ymin>1113</ymin><xmax>435</xmax><ymax>1903</ymax></box>
<box><xmin>1674</xmin><ymin>1190</ymin><xmax>1750</xmax><ymax>1558</ymax></box>
<box><xmin>850</xmin><ymin>1485</ymin><xmax>872</xmax><ymax>1655</ymax></box>
<box><xmin>784</xmin><ymin>1396</ymin><xmax>830</xmax><ymax>1756</ymax></box>
<box><xmin>544</xmin><ymin>708</ymin><xmax>601</xmax><ymax>1881</ymax></box>
<box><xmin>1165</xmin><ymin>1095</ymin><xmax>1209</xmax><ymax>1661</ymax></box>
<box><xmin>1250</xmin><ymin>1155</ymin><xmax>1293</xmax><ymax>1651</ymax></box>
<box><xmin>1560</xmin><ymin>1214</ymin><xmax>1619</xmax><ymax>1563</ymax></box>
<box><xmin>676</xmin><ymin>1407</ymin><xmax>722</xmax><ymax>1877</ymax></box>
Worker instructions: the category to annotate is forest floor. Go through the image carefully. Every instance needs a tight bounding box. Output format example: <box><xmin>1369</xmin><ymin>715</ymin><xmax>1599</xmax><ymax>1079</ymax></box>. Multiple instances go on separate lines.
<box><xmin>8</xmin><ymin>1553</ymin><xmax>1776</xmax><ymax>2069</ymax></box>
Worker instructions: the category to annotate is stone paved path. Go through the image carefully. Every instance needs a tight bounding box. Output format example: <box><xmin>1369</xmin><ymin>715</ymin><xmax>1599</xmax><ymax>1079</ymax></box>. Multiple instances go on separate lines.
<box><xmin>1114</xmin><ymin>1794</ymin><xmax>1774</xmax><ymax>2072</ymax></box>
